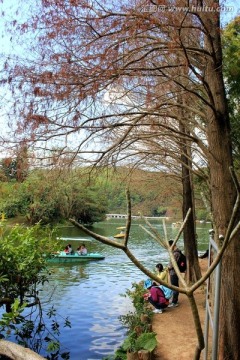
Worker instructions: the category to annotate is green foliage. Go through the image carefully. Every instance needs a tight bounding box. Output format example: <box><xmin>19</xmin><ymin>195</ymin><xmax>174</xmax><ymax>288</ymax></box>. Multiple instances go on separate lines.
<box><xmin>0</xmin><ymin>165</ymin><xmax>193</xmax><ymax>224</ymax></box>
<box><xmin>46</xmin><ymin>341</ymin><xmax>60</xmax><ymax>352</ymax></box>
<box><xmin>122</xmin><ymin>331</ymin><xmax>157</xmax><ymax>353</ymax></box>
<box><xmin>222</xmin><ymin>16</ymin><xmax>240</xmax><ymax>165</ymax></box>
<box><xmin>0</xmin><ymin>158</ymin><xmax>18</xmax><ymax>181</ymax></box>
<box><xmin>0</xmin><ymin>225</ymin><xmax>71</xmax><ymax>359</ymax></box>
<box><xmin>115</xmin><ymin>281</ymin><xmax>157</xmax><ymax>357</ymax></box>
<box><xmin>195</xmin><ymin>209</ymin><xmax>211</xmax><ymax>222</ymax></box>
<box><xmin>102</xmin><ymin>348</ymin><xmax>127</xmax><ymax>360</ymax></box>
<box><xmin>0</xmin><ymin>223</ymin><xmax>60</xmax><ymax>308</ymax></box>
<box><xmin>0</xmin><ymin>272</ymin><xmax>9</xmax><ymax>283</ymax></box>
<box><xmin>135</xmin><ymin>332</ymin><xmax>157</xmax><ymax>352</ymax></box>
<box><xmin>0</xmin><ymin>182</ymin><xmax>26</xmax><ymax>218</ymax></box>
<box><xmin>192</xmin><ymin>169</ymin><xmax>212</xmax><ymax>220</ymax></box>
<box><xmin>100</xmin><ymin>167</ymin><xmax>183</xmax><ymax>218</ymax></box>
<box><xmin>123</xmin><ymin>281</ymin><xmax>146</xmax><ymax>314</ymax></box>
<box><xmin>222</xmin><ymin>16</ymin><xmax>240</xmax><ymax>98</ymax></box>
<box><xmin>0</xmin><ymin>300</ymin><xmax>71</xmax><ymax>359</ymax></box>
<box><xmin>122</xmin><ymin>331</ymin><xmax>138</xmax><ymax>352</ymax></box>
<box><xmin>1</xmin><ymin>198</ymin><xmax>25</xmax><ymax>218</ymax></box>
<box><xmin>119</xmin><ymin>312</ymin><xmax>141</xmax><ymax>333</ymax></box>
<box><xmin>152</xmin><ymin>206</ymin><xmax>167</xmax><ymax>217</ymax></box>
<box><xmin>0</xmin><ymin>148</ymin><xmax>29</xmax><ymax>183</ymax></box>
<box><xmin>0</xmin><ymin>299</ymin><xmax>26</xmax><ymax>329</ymax></box>
<box><xmin>0</xmin><ymin>168</ymin><xmax>108</xmax><ymax>225</ymax></box>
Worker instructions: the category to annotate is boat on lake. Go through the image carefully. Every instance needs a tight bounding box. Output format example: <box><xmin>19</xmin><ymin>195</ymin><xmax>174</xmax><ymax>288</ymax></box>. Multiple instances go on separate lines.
<box><xmin>46</xmin><ymin>251</ymin><xmax>105</xmax><ymax>263</ymax></box>
<box><xmin>113</xmin><ymin>226</ymin><xmax>126</xmax><ymax>239</ymax></box>
<box><xmin>171</xmin><ymin>221</ymin><xmax>183</xmax><ymax>228</ymax></box>
<box><xmin>56</xmin><ymin>237</ymin><xmax>92</xmax><ymax>242</ymax></box>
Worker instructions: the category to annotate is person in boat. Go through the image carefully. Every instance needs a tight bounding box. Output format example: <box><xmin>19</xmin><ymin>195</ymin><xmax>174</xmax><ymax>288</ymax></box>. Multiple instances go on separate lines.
<box><xmin>155</xmin><ymin>263</ymin><xmax>169</xmax><ymax>284</ymax></box>
<box><xmin>64</xmin><ymin>245</ymin><xmax>70</xmax><ymax>254</ymax></box>
<box><xmin>77</xmin><ymin>244</ymin><xmax>87</xmax><ymax>255</ymax></box>
<box><xmin>68</xmin><ymin>244</ymin><xmax>73</xmax><ymax>254</ymax></box>
<box><xmin>63</xmin><ymin>244</ymin><xmax>73</xmax><ymax>254</ymax></box>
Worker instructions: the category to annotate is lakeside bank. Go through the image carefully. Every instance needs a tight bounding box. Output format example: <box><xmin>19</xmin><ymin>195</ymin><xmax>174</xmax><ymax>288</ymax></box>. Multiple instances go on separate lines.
<box><xmin>152</xmin><ymin>258</ymin><xmax>208</xmax><ymax>360</ymax></box>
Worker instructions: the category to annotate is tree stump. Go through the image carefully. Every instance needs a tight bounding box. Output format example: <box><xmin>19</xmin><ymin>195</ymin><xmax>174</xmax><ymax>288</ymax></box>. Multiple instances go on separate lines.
<box><xmin>138</xmin><ymin>349</ymin><xmax>152</xmax><ymax>360</ymax></box>
<box><xmin>127</xmin><ymin>350</ymin><xmax>139</xmax><ymax>360</ymax></box>
<box><xmin>140</xmin><ymin>314</ymin><xmax>150</xmax><ymax>323</ymax></box>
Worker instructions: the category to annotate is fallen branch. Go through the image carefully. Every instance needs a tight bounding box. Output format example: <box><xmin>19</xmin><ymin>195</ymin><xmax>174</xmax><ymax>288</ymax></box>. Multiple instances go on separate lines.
<box><xmin>0</xmin><ymin>340</ymin><xmax>45</xmax><ymax>360</ymax></box>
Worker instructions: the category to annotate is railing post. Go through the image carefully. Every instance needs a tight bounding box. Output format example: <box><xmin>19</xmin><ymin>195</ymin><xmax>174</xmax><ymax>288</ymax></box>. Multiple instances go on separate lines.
<box><xmin>204</xmin><ymin>229</ymin><xmax>221</xmax><ymax>360</ymax></box>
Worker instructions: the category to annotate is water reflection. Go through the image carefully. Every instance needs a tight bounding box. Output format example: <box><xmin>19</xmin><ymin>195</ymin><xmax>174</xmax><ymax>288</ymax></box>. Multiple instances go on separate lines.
<box><xmin>49</xmin><ymin>264</ymin><xmax>88</xmax><ymax>280</ymax></box>
<box><xmin>40</xmin><ymin>247</ymin><xmax>142</xmax><ymax>359</ymax></box>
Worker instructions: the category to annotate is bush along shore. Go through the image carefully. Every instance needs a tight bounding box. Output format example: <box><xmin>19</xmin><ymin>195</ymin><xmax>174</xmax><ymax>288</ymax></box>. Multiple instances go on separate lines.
<box><xmin>103</xmin><ymin>281</ymin><xmax>157</xmax><ymax>360</ymax></box>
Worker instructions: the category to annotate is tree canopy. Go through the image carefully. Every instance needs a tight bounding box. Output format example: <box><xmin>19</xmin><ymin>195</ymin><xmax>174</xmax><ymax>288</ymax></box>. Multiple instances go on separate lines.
<box><xmin>0</xmin><ymin>168</ymin><xmax>108</xmax><ymax>225</ymax></box>
<box><xmin>0</xmin><ymin>223</ymin><xmax>70</xmax><ymax>359</ymax></box>
<box><xmin>222</xmin><ymin>15</ymin><xmax>240</xmax><ymax>165</ymax></box>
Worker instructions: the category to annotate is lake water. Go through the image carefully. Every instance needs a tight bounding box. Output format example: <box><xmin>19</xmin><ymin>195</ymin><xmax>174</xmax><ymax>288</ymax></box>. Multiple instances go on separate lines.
<box><xmin>3</xmin><ymin>219</ymin><xmax>211</xmax><ymax>359</ymax></box>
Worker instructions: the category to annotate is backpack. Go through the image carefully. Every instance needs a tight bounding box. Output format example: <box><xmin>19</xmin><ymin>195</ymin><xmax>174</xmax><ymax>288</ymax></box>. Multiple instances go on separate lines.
<box><xmin>159</xmin><ymin>285</ymin><xmax>173</xmax><ymax>300</ymax></box>
<box><xmin>153</xmin><ymin>286</ymin><xmax>169</xmax><ymax>306</ymax></box>
<box><xmin>177</xmin><ymin>251</ymin><xmax>187</xmax><ymax>272</ymax></box>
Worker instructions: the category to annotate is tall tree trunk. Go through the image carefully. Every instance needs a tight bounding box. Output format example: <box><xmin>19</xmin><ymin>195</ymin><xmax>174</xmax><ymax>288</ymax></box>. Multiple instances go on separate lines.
<box><xmin>203</xmin><ymin>5</ymin><xmax>240</xmax><ymax>358</ymax></box>
<box><xmin>179</xmin><ymin>123</ymin><xmax>202</xmax><ymax>283</ymax></box>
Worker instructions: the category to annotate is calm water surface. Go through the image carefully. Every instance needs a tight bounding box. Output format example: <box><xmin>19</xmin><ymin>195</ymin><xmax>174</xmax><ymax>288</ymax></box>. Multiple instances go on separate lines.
<box><xmin>9</xmin><ymin>220</ymin><xmax>211</xmax><ymax>359</ymax></box>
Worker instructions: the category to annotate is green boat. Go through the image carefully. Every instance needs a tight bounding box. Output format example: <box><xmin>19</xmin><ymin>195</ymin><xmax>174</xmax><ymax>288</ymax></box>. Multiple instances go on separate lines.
<box><xmin>46</xmin><ymin>251</ymin><xmax>105</xmax><ymax>263</ymax></box>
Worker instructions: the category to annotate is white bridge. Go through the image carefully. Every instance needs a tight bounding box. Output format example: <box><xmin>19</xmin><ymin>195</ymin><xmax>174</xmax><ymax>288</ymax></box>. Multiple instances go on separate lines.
<box><xmin>106</xmin><ymin>214</ymin><xmax>168</xmax><ymax>220</ymax></box>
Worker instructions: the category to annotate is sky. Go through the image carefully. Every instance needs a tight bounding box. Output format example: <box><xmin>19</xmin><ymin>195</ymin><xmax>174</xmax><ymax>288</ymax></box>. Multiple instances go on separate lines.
<box><xmin>220</xmin><ymin>0</ymin><xmax>240</xmax><ymax>24</ymax></box>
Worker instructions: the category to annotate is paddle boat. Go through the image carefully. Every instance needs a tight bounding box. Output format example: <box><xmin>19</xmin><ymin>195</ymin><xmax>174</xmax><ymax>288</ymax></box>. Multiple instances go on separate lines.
<box><xmin>46</xmin><ymin>251</ymin><xmax>105</xmax><ymax>263</ymax></box>
<box><xmin>113</xmin><ymin>226</ymin><xmax>126</xmax><ymax>239</ymax></box>
<box><xmin>56</xmin><ymin>237</ymin><xmax>92</xmax><ymax>242</ymax></box>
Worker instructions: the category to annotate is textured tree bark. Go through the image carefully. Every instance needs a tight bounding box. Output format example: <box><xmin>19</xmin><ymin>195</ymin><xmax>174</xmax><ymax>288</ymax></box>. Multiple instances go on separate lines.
<box><xmin>202</xmin><ymin>4</ymin><xmax>240</xmax><ymax>358</ymax></box>
<box><xmin>180</xmin><ymin>123</ymin><xmax>202</xmax><ymax>283</ymax></box>
<box><xmin>138</xmin><ymin>349</ymin><xmax>152</xmax><ymax>360</ymax></box>
<box><xmin>127</xmin><ymin>351</ymin><xmax>139</xmax><ymax>360</ymax></box>
<box><xmin>0</xmin><ymin>340</ymin><xmax>45</xmax><ymax>360</ymax></box>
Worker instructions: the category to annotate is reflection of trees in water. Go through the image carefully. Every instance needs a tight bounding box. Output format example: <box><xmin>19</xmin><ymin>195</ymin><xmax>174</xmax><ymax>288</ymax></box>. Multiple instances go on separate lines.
<box><xmin>49</xmin><ymin>264</ymin><xmax>88</xmax><ymax>280</ymax></box>
<box><xmin>40</xmin><ymin>265</ymin><xmax>88</xmax><ymax>303</ymax></box>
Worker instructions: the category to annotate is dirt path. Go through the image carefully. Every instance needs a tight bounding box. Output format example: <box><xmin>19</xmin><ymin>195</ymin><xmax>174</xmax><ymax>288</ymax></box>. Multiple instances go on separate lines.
<box><xmin>152</xmin><ymin>259</ymin><xmax>208</xmax><ymax>360</ymax></box>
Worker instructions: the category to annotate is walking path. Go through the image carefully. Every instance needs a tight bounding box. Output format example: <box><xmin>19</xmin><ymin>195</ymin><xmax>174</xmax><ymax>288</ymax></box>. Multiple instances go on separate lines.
<box><xmin>152</xmin><ymin>259</ymin><xmax>208</xmax><ymax>360</ymax></box>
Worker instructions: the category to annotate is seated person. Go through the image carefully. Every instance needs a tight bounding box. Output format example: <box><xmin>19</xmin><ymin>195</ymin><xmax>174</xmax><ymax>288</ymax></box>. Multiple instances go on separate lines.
<box><xmin>77</xmin><ymin>244</ymin><xmax>87</xmax><ymax>255</ymax></box>
<box><xmin>143</xmin><ymin>279</ymin><xmax>169</xmax><ymax>314</ymax></box>
<box><xmin>64</xmin><ymin>245</ymin><xmax>70</xmax><ymax>254</ymax></box>
<box><xmin>63</xmin><ymin>244</ymin><xmax>73</xmax><ymax>255</ymax></box>
<box><xmin>67</xmin><ymin>244</ymin><xmax>73</xmax><ymax>254</ymax></box>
